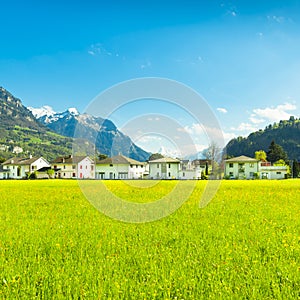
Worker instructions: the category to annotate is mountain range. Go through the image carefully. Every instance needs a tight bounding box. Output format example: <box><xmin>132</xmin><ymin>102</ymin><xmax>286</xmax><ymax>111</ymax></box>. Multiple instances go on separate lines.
<box><xmin>0</xmin><ymin>87</ymin><xmax>150</xmax><ymax>162</ymax></box>
<box><xmin>1</xmin><ymin>86</ymin><xmax>300</xmax><ymax>163</ymax></box>
<box><xmin>29</xmin><ymin>106</ymin><xmax>150</xmax><ymax>161</ymax></box>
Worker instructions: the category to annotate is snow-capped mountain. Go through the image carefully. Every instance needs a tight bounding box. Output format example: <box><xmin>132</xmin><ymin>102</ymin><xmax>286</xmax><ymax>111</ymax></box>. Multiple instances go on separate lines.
<box><xmin>29</xmin><ymin>105</ymin><xmax>150</xmax><ymax>161</ymax></box>
<box><xmin>28</xmin><ymin>105</ymin><xmax>56</xmax><ymax>119</ymax></box>
<box><xmin>157</xmin><ymin>146</ymin><xmax>182</xmax><ymax>159</ymax></box>
<box><xmin>28</xmin><ymin>106</ymin><xmax>80</xmax><ymax>124</ymax></box>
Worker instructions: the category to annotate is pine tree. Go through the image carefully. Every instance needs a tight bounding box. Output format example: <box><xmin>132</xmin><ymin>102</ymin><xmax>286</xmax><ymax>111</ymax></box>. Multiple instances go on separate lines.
<box><xmin>267</xmin><ymin>140</ymin><xmax>288</xmax><ymax>163</ymax></box>
<box><xmin>292</xmin><ymin>160</ymin><xmax>300</xmax><ymax>178</ymax></box>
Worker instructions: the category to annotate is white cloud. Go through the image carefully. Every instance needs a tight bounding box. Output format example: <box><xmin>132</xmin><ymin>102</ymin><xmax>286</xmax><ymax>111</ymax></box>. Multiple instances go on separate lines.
<box><xmin>223</xmin><ymin>132</ymin><xmax>237</xmax><ymax>142</ymax></box>
<box><xmin>217</xmin><ymin>107</ymin><xmax>228</xmax><ymax>114</ymax></box>
<box><xmin>249</xmin><ymin>114</ymin><xmax>265</xmax><ymax>124</ymax></box>
<box><xmin>267</xmin><ymin>15</ymin><xmax>285</xmax><ymax>23</ymax></box>
<box><xmin>140</xmin><ymin>60</ymin><xmax>151</xmax><ymax>69</ymax></box>
<box><xmin>88</xmin><ymin>43</ymin><xmax>113</xmax><ymax>57</ymax></box>
<box><xmin>252</xmin><ymin>102</ymin><xmax>296</xmax><ymax>122</ymax></box>
<box><xmin>231</xmin><ymin>122</ymin><xmax>258</xmax><ymax>132</ymax></box>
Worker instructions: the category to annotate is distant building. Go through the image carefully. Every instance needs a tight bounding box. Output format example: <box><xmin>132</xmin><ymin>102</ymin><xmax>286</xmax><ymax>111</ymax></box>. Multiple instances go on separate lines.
<box><xmin>12</xmin><ymin>146</ymin><xmax>23</xmax><ymax>154</ymax></box>
<box><xmin>52</xmin><ymin>155</ymin><xmax>95</xmax><ymax>179</ymax></box>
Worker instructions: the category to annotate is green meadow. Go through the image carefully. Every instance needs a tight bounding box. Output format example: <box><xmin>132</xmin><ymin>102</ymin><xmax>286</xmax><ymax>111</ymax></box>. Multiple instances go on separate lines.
<box><xmin>1</xmin><ymin>180</ymin><xmax>300</xmax><ymax>299</ymax></box>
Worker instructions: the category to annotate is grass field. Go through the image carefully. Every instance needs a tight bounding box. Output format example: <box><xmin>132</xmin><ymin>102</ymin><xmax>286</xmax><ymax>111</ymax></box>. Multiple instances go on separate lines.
<box><xmin>1</xmin><ymin>180</ymin><xmax>300</xmax><ymax>299</ymax></box>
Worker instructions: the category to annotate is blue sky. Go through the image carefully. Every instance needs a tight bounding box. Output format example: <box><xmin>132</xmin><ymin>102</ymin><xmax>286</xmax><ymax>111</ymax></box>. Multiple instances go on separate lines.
<box><xmin>1</xmin><ymin>0</ymin><xmax>300</xmax><ymax>154</ymax></box>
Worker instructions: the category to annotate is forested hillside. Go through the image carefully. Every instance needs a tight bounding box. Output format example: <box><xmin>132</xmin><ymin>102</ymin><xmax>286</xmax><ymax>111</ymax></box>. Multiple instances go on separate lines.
<box><xmin>225</xmin><ymin>116</ymin><xmax>300</xmax><ymax>161</ymax></box>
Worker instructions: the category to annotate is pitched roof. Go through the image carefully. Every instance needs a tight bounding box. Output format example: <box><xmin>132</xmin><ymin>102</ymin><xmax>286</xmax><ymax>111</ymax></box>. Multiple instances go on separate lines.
<box><xmin>2</xmin><ymin>156</ymin><xmax>42</xmax><ymax>165</ymax></box>
<box><xmin>96</xmin><ymin>155</ymin><xmax>145</xmax><ymax>165</ymax></box>
<box><xmin>52</xmin><ymin>155</ymin><xmax>90</xmax><ymax>164</ymax></box>
<box><xmin>225</xmin><ymin>155</ymin><xmax>259</xmax><ymax>163</ymax></box>
<box><xmin>148</xmin><ymin>157</ymin><xmax>180</xmax><ymax>163</ymax></box>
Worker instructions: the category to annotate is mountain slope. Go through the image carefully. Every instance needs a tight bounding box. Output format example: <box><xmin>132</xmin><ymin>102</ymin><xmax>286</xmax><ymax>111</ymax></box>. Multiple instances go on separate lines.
<box><xmin>0</xmin><ymin>87</ymin><xmax>76</xmax><ymax>161</ymax></box>
<box><xmin>32</xmin><ymin>108</ymin><xmax>150</xmax><ymax>161</ymax></box>
<box><xmin>225</xmin><ymin>117</ymin><xmax>300</xmax><ymax>161</ymax></box>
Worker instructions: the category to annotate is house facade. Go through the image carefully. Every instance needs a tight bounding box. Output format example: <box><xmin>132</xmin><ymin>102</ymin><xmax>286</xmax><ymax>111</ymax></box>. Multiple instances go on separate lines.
<box><xmin>225</xmin><ymin>155</ymin><xmax>288</xmax><ymax>179</ymax></box>
<box><xmin>178</xmin><ymin>159</ymin><xmax>203</xmax><ymax>179</ymax></box>
<box><xmin>95</xmin><ymin>155</ymin><xmax>146</xmax><ymax>179</ymax></box>
<box><xmin>52</xmin><ymin>155</ymin><xmax>95</xmax><ymax>179</ymax></box>
<box><xmin>0</xmin><ymin>165</ymin><xmax>10</xmax><ymax>179</ymax></box>
<box><xmin>149</xmin><ymin>157</ymin><xmax>181</xmax><ymax>179</ymax></box>
<box><xmin>259</xmin><ymin>162</ymin><xmax>288</xmax><ymax>179</ymax></box>
<box><xmin>1</xmin><ymin>156</ymin><xmax>51</xmax><ymax>179</ymax></box>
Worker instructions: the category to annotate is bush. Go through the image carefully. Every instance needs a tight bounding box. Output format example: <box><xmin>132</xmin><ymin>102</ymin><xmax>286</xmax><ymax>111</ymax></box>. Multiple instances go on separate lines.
<box><xmin>29</xmin><ymin>171</ymin><xmax>38</xmax><ymax>180</ymax></box>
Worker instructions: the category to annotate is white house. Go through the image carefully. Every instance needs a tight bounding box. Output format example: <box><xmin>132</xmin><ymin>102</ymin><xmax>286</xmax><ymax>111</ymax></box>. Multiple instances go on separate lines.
<box><xmin>224</xmin><ymin>155</ymin><xmax>288</xmax><ymax>179</ymax></box>
<box><xmin>259</xmin><ymin>162</ymin><xmax>288</xmax><ymax>179</ymax></box>
<box><xmin>1</xmin><ymin>156</ymin><xmax>51</xmax><ymax>179</ymax></box>
<box><xmin>95</xmin><ymin>155</ymin><xmax>146</xmax><ymax>179</ymax></box>
<box><xmin>149</xmin><ymin>157</ymin><xmax>181</xmax><ymax>179</ymax></box>
<box><xmin>225</xmin><ymin>156</ymin><xmax>259</xmax><ymax>179</ymax></box>
<box><xmin>178</xmin><ymin>159</ymin><xmax>203</xmax><ymax>179</ymax></box>
<box><xmin>52</xmin><ymin>155</ymin><xmax>95</xmax><ymax>179</ymax></box>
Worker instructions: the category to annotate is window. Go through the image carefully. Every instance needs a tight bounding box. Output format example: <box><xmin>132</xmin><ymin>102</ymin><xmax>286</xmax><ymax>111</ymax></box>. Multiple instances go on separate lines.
<box><xmin>110</xmin><ymin>164</ymin><xmax>113</xmax><ymax>167</ymax></box>
<box><xmin>63</xmin><ymin>173</ymin><xmax>66</xmax><ymax>176</ymax></box>
<box><xmin>168</xmin><ymin>164</ymin><xmax>171</xmax><ymax>168</ymax></box>
<box><xmin>183</xmin><ymin>172</ymin><xmax>185</xmax><ymax>177</ymax></box>
<box><xmin>91</xmin><ymin>166</ymin><xmax>94</xmax><ymax>171</ymax></box>
<box><xmin>64</xmin><ymin>165</ymin><xmax>66</xmax><ymax>169</ymax></box>
<box><xmin>229</xmin><ymin>163</ymin><xmax>233</xmax><ymax>168</ymax></box>
<box><xmin>86</xmin><ymin>166</ymin><xmax>87</xmax><ymax>169</ymax></box>
<box><xmin>276</xmin><ymin>172</ymin><xmax>281</xmax><ymax>174</ymax></box>
<box><xmin>130</xmin><ymin>165</ymin><xmax>133</xmax><ymax>168</ymax></box>
<box><xmin>72</xmin><ymin>165</ymin><xmax>76</xmax><ymax>169</ymax></box>
<box><xmin>249</xmin><ymin>163</ymin><xmax>254</xmax><ymax>168</ymax></box>
<box><xmin>72</xmin><ymin>173</ymin><xmax>76</xmax><ymax>177</ymax></box>
<box><xmin>168</xmin><ymin>172</ymin><xmax>171</xmax><ymax>177</ymax></box>
<box><xmin>157</xmin><ymin>164</ymin><xmax>159</xmax><ymax>168</ymax></box>
<box><xmin>136</xmin><ymin>165</ymin><xmax>138</xmax><ymax>168</ymax></box>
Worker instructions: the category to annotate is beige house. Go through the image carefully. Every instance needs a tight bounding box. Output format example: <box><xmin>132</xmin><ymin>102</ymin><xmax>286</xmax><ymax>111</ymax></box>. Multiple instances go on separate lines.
<box><xmin>52</xmin><ymin>155</ymin><xmax>95</xmax><ymax>179</ymax></box>
<box><xmin>1</xmin><ymin>156</ymin><xmax>51</xmax><ymax>179</ymax></box>
<box><xmin>95</xmin><ymin>155</ymin><xmax>146</xmax><ymax>179</ymax></box>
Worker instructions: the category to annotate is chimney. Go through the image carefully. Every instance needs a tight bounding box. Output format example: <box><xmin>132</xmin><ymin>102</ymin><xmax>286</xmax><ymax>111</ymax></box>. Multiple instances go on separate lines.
<box><xmin>29</xmin><ymin>154</ymin><xmax>32</xmax><ymax>159</ymax></box>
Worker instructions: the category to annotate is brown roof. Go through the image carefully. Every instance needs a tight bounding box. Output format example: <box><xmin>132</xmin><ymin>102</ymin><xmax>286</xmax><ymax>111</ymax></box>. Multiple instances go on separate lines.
<box><xmin>2</xmin><ymin>156</ymin><xmax>42</xmax><ymax>165</ymax></box>
<box><xmin>225</xmin><ymin>155</ymin><xmax>259</xmax><ymax>163</ymax></box>
<box><xmin>52</xmin><ymin>155</ymin><xmax>90</xmax><ymax>164</ymax></box>
<box><xmin>96</xmin><ymin>155</ymin><xmax>145</xmax><ymax>165</ymax></box>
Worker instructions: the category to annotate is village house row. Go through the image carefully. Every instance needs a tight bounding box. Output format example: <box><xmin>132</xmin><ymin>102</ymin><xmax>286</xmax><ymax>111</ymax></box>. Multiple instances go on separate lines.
<box><xmin>0</xmin><ymin>154</ymin><xmax>288</xmax><ymax>180</ymax></box>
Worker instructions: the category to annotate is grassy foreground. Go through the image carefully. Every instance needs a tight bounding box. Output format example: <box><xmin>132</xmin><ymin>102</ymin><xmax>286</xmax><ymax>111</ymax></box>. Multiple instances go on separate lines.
<box><xmin>0</xmin><ymin>180</ymin><xmax>300</xmax><ymax>299</ymax></box>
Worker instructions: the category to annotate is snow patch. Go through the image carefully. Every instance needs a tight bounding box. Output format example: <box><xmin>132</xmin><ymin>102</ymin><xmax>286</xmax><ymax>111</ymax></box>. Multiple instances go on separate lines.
<box><xmin>28</xmin><ymin>105</ymin><xmax>56</xmax><ymax>118</ymax></box>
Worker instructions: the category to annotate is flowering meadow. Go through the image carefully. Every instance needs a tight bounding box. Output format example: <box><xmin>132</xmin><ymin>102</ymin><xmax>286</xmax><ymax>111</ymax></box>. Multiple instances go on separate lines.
<box><xmin>1</xmin><ymin>180</ymin><xmax>299</xmax><ymax>299</ymax></box>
